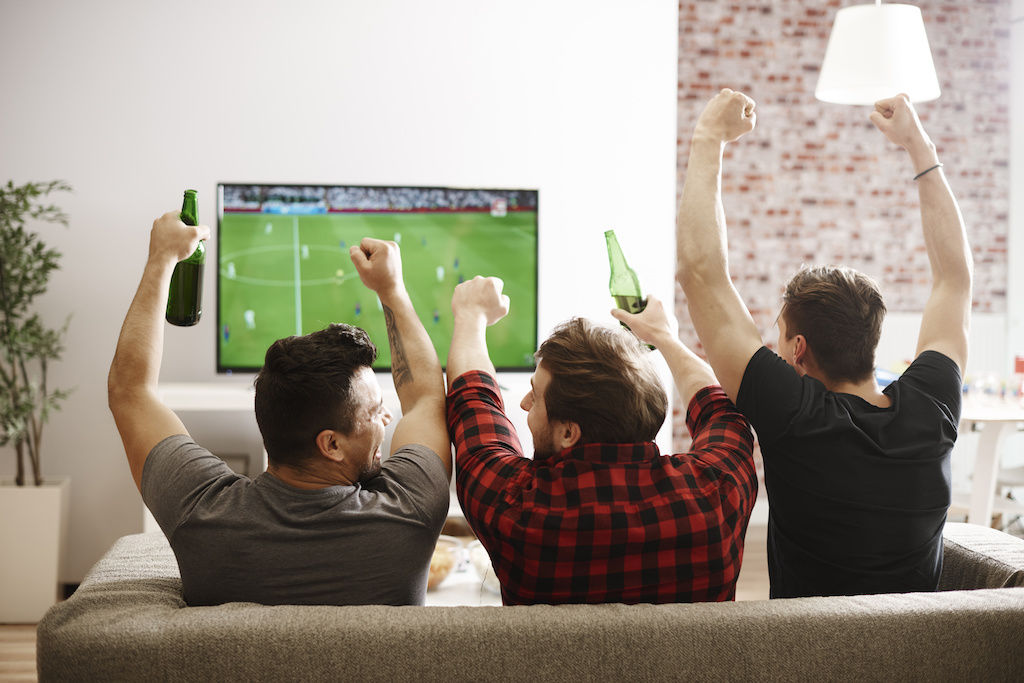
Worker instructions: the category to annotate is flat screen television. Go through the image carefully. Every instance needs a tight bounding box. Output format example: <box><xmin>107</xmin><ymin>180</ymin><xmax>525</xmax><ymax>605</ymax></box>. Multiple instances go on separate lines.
<box><xmin>216</xmin><ymin>183</ymin><xmax>538</xmax><ymax>373</ymax></box>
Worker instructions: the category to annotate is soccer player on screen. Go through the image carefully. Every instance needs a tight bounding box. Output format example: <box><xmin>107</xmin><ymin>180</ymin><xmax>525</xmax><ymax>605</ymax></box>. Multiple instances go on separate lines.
<box><xmin>676</xmin><ymin>89</ymin><xmax>971</xmax><ymax>598</ymax></box>
<box><xmin>109</xmin><ymin>220</ymin><xmax>451</xmax><ymax>607</ymax></box>
<box><xmin>445</xmin><ymin>279</ymin><xmax>757</xmax><ymax>605</ymax></box>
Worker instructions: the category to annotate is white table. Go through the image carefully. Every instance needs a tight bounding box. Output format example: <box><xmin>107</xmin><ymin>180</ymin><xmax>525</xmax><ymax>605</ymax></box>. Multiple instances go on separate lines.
<box><xmin>959</xmin><ymin>397</ymin><xmax>1024</xmax><ymax>525</ymax></box>
<box><xmin>425</xmin><ymin>563</ymin><xmax>502</xmax><ymax>606</ymax></box>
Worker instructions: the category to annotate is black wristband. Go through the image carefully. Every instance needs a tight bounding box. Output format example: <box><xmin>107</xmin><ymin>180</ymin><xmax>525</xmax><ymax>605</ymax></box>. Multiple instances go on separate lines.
<box><xmin>913</xmin><ymin>163</ymin><xmax>943</xmax><ymax>181</ymax></box>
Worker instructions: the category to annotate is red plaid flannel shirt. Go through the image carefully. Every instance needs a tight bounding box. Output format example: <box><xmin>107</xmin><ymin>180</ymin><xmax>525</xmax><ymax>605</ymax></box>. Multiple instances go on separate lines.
<box><xmin>446</xmin><ymin>370</ymin><xmax>757</xmax><ymax>605</ymax></box>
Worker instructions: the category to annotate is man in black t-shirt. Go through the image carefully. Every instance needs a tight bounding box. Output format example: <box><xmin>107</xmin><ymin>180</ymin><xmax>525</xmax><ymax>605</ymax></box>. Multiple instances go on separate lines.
<box><xmin>675</xmin><ymin>89</ymin><xmax>972</xmax><ymax>597</ymax></box>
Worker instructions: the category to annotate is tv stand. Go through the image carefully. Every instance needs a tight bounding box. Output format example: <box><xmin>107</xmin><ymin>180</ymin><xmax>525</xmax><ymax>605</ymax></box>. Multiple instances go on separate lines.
<box><xmin>157</xmin><ymin>382</ymin><xmax>256</xmax><ymax>411</ymax></box>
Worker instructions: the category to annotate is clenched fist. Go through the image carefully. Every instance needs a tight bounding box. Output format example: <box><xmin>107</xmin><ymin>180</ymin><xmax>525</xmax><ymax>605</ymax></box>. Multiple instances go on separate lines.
<box><xmin>693</xmin><ymin>88</ymin><xmax>757</xmax><ymax>144</ymax></box>
<box><xmin>451</xmin><ymin>276</ymin><xmax>510</xmax><ymax>326</ymax></box>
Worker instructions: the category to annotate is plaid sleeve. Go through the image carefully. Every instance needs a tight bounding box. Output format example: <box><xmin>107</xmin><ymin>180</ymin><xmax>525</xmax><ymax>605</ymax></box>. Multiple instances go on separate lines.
<box><xmin>446</xmin><ymin>370</ymin><xmax>530</xmax><ymax>530</ymax></box>
<box><xmin>685</xmin><ymin>385</ymin><xmax>757</xmax><ymax>504</ymax></box>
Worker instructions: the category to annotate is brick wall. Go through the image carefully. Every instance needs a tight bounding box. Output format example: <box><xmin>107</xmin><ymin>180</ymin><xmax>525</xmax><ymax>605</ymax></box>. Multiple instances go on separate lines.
<box><xmin>672</xmin><ymin>0</ymin><xmax>1011</xmax><ymax>448</ymax></box>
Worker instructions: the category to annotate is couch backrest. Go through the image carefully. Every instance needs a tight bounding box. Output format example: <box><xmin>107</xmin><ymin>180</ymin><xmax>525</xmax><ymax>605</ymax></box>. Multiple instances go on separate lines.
<box><xmin>37</xmin><ymin>526</ymin><xmax>1024</xmax><ymax>682</ymax></box>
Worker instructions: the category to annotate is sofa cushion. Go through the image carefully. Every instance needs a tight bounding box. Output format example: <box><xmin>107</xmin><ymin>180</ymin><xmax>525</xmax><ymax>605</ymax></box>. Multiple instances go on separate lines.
<box><xmin>940</xmin><ymin>522</ymin><xmax>1024</xmax><ymax>590</ymax></box>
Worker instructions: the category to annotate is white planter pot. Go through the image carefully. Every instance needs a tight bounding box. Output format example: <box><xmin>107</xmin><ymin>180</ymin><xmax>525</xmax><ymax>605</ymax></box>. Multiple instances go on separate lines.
<box><xmin>0</xmin><ymin>477</ymin><xmax>70</xmax><ymax>623</ymax></box>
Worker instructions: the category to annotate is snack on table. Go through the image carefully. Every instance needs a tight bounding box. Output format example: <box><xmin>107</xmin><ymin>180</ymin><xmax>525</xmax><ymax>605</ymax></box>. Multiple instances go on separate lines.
<box><xmin>427</xmin><ymin>535</ymin><xmax>461</xmax><ymax>590</ymax></box>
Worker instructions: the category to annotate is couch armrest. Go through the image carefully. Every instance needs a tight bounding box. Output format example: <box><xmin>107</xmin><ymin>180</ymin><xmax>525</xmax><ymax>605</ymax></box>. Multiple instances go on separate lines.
<box><xmin>940</xmin><ymin>522</ymin><xmax>1024</xmax><ymax>590</ymax></box>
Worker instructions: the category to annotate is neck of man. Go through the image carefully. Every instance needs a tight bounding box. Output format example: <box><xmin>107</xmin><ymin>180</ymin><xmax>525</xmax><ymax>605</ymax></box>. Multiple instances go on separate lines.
<box><xmin>266</xmin><ymin>460</ymin><xmax>355</xmax><ymax>489</ymax></box>
<box><xmin>821</xmin><ymin>376</ymin><xmax>892</xmax><ymax>409</ymax></box>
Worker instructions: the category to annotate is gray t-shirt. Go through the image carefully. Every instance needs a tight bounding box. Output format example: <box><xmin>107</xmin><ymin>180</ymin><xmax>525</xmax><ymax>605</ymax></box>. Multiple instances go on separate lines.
<box><xmin>142</xmin><ymin>434</ymin><xmax>450</xmax><ymax>606</ymax></box>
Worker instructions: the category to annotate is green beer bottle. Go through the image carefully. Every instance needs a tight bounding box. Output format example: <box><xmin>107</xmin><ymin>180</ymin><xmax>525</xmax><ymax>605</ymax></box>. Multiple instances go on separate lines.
<box><xmin>166</xmin><ymin>189</ymin><xmax>205</xmax><ymax>326</ymax></box>
<box><xmin>605</xmin><ymin>229</ymin><xmax>652</xmax><ymax>348</ymax></box>
<box><xmin>606</xmin><ymin>229</ymin><xmax>647</xmax><ymax>315</ymax></box>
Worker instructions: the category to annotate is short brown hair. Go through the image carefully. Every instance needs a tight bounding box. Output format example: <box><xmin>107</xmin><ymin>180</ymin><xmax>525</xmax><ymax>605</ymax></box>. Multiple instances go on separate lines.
<box><xmin>535</xmin><ymin>317</ymin><xmax>666</xmax><ymax>444</ymax></box>
<box><xmin>255</xmin><ymin>323</ymin><xmax>377</xmax><ymax>467</ymax></box>
<box><xmin>781</xmin><ymin>265</ymin><xmax>886</xmax><ymax>384</ymax></box>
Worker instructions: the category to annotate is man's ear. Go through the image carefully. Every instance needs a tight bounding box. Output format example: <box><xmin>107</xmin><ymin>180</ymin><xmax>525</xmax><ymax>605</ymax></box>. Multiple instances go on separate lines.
<box><xmin>555</xmin><ymin>421</ymin><xmax>582</xmax><ymax>450</ymax></box>
<box><xmin>314</xmin><ymin>429</ymin><xmax>346</xmax><ymax>463</ymax></box>
<box><xmin>792</xmin><ymin>334</ymin><xmax>809</xmax><ymax>369</ymax></box>
<box><xmin>792</xmin><ymin>335</ymin><xmax>821</xmax><ymax>377</ymax></box>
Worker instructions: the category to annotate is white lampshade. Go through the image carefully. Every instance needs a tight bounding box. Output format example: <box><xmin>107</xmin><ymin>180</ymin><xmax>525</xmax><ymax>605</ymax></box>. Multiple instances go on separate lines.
<box><xmin>815</xmin><ymin>2</ymin><xmax>940</xmax><ymax>105</ymax></box>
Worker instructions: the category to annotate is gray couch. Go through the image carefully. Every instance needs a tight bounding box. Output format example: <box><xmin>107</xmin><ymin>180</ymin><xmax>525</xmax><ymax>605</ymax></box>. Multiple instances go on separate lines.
<box><xmin>37</xmin><ymin>523</ymin><xmax>1024</xmax><ymax>682</ymax></box>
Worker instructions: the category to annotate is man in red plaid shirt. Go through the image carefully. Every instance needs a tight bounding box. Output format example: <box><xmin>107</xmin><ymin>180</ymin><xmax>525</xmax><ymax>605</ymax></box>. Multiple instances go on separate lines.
<box><xmin>446</xmin><ymin>278</ymin><xmax>757</xmax><ymax>605</ymax></box>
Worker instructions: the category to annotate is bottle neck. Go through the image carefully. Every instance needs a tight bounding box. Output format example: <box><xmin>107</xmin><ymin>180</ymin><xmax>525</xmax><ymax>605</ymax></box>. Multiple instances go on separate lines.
<box><xmin>181</xmin><ymin>191</ymin><xmax>198</xmax><ymax>226</ymax></box>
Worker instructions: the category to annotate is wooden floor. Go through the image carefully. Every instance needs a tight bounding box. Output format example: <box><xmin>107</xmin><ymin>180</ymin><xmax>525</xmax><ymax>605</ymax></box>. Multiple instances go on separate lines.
<box><xmin>2</xmin><ymin>523</ymin><xmax>771</xmax><ymax>681</ymax></box>
<box><xmin>0</xmin><ymin>624</ymin><xmax>36</xmax><ymax>682</ymax></box>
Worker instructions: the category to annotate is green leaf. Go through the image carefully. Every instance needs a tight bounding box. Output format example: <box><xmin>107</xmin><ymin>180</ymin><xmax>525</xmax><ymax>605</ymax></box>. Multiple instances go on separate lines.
<box><xmin>0</xmin><ymin>180</ymin><xmax>73</xmax><ymax>483</ymax></box>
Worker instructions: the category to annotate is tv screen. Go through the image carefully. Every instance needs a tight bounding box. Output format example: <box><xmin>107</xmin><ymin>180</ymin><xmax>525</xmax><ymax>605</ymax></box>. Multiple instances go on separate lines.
<box><xmin>216</xmin><ymin>184</ymin><xmax>538</xmax><ymax>373</ymax></box>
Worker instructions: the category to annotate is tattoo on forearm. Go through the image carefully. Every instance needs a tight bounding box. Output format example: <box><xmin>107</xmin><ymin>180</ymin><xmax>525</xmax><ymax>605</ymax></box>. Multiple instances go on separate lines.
<box><xmin>382</xmin><ymin>305</ymin><xmax>412</xmax><ymax>390</ymax></box>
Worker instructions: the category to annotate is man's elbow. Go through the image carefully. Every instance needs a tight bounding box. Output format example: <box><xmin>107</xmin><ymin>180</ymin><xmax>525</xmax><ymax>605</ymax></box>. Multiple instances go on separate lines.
<box><xmin>107</xmin><ymin>368</ymin><xmax>124</xmax><ymax>412</ymax></box>
<box><xmin>676</xmin><ymin>262</ymin><xmax>727</xmax><ymax>296</ymax></box>
<box><xmin>107</xmin><ymin>369</ymin><xmax>143</xmax><ymax>416</ymax></box>
<box><xmin>934</xmin><ymin>262</ymin><xmax>973</xmax><ymax>295</ymax></box>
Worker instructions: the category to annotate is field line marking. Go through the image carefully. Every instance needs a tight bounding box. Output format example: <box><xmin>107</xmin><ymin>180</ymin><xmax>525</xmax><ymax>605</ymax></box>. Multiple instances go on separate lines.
<box><xmin>293</xmin><ymin>217</ymin><xmax>302</xmax><ymax>335</ymax></box>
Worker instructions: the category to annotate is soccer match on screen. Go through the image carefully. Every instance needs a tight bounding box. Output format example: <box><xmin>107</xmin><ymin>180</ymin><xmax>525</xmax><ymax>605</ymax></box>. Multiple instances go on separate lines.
<box><xmin>216</xmin><ymin>184</ymin><xmax>539</xmax><ymax>372</ymax></box>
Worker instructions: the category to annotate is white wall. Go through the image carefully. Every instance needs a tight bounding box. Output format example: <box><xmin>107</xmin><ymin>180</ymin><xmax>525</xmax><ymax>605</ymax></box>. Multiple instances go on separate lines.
<box><xmin>0</xmin><ymin>0</ymin><xmax>679</xmax><ymax>581</ymax></box>
<box><xmin>1010</xmin><ymin>0</ymin><xmax>1024</xmax><ymax>370</ymax></box>
<box><xmin>876</xmin><ymin>313</ymin><xmax>1008</xmax><ymax>379</ymax></box>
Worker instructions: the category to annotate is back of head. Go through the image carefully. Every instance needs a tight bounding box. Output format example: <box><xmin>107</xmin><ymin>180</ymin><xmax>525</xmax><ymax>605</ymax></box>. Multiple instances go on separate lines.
<box><xmin>254</xmin><ymin>323</ymin><xmax>377</xmax><ymax>467</ymax></box>
<box><xmin>536</xmin><ymin>317</ymin><xmax>666</xmax><ymax>444</ymax></box>
<box><xmin>782</xmin><ymin>265</ymin><xmax>886</xmax><ymax>384</ymax></box>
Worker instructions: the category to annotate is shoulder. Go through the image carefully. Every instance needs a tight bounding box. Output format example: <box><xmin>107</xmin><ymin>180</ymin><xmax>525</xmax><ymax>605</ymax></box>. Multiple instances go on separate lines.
<box><xmin>735</xmin><ymin>347</ymin><xmax>830</xmax><ymax>445</ymax></box>
<box><xmin>737</xmin><ymin>346</ymin><xmax>812</xmax><ymax>407</ymax></box>
<box><xmin>142</xmin><ymin>435</ymin><xmax>221</xmax><ymax>480</ymax></box>
<box><xmin>446</xmin><ymin>370</ymin><xmax>511</xmax><ymax>431</ymax></box>
<box><xmin>372</xmin><ymin>443</ymin><xmax>451</xmax><ymax>520</ymax></box>
<box><xmin>140</xmin><ymin>435</ymin><xmax>241</xmax><ymax>536</ymax></box>
<box><xmin>896</xmin><ymin>350</ymin><xmax>962</xmax><ymax>398</ymax></box>
<box><xmin>893</xmin><ymin>350</ymin><xmax>963</xmax><ymax>416</ymax></box>
<box><xmin>903</xmin><ymin>350</ymin><xmax>962</xmax><ymax>378</ymax></box>
<box><xmin>447</xmin><ymin>370</ymin><xmax>503</xmax><ymax>404</ymax></box>
<box><xmin>687</xmin><ymin>385</ymin><xmax>748</xmax><ymax>426</ymax></box>
<box><xmin>381</xmin><ymin>443</ymin><xmax>450</xmax><ymax>489</ymax></box>
<box><xmin>744</xmin><ymin>346</ymin><xmax>791</xmax><ymax>377</ymax></box>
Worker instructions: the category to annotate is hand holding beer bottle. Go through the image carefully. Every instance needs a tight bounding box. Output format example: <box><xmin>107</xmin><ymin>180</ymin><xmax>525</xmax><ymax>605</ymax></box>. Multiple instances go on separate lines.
<box><xmin>605</xmin><ymin>229</ymin><xmax>653</xmax><ymax>349</ymax></box>
<box><xmin>166</xmin><ymin>189</ymin><xmax>205</xmax><ymax>326</ymax></box>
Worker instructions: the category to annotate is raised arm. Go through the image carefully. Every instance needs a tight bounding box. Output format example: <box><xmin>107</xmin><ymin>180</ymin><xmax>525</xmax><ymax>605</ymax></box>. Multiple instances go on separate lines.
<box><xmin>446</xmin><ymin>276</ymin><xmax>510</xmax><ymax>390</ymax></box>
<box><xmin>108</xmin><ymin>211</ymin><xmax>210</xmax><ymax>491</ymax></box>
<box><xmin>349</xmin><ymin>238</ymin><xmax>450</xmax><ymax>474</ymax></box>
<box><xmin>610</xmin><ymin>294</ymin><xmax>717</xmax><ymax>406</ymax></box>
<box><xmin>870</xmin><ymin>95</ymin><xmax>972</xmax><ymax>372</ymax></box>
<box><xmin>676</xmin><ymin>88</ymin><xmax>764</xmax><ymax>401</ymax></box>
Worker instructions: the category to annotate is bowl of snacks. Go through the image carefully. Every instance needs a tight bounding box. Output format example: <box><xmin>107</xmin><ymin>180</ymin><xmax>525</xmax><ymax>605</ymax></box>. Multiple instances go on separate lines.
<box><xmin>427</xmin><ymin>535</ymin><xmax>462</xmax><ymax>591</ymax></box>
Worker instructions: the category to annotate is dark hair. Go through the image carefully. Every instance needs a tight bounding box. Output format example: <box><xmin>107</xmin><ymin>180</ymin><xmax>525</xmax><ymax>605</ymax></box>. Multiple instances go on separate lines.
<box><xmin>535</xmin><ymin>317</ymin><xmax>666</xmax><ymax>444</ymax></box>
<box><xmin>254</xmin><ymin>323</ymin><xmax>377</xmax><ymax>467</ymax></box>
<box><xmin>781</xmin><ymin>265</ymin><xmax>886</xmax><ymax>384</ymax></box>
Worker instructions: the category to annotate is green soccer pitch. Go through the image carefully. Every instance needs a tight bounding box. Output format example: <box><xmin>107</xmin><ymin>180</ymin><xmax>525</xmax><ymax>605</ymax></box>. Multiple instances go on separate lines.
<box><xmin>217</xmin><ymin>210</ymin><xmax>538</xmax><ymax>371</ymax></box>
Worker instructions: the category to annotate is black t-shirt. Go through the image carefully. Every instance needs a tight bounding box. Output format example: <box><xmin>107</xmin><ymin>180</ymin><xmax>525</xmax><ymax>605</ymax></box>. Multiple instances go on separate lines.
<box><xmin>737</xmin><ymin>347</ymin><xmax>961</xmax><ymax>598</ymax></box>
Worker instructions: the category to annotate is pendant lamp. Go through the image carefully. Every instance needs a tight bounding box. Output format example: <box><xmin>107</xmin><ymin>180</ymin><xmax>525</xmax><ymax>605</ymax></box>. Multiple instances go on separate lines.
<box><xmin>815</xmin><ymin>1</ymin><xmax>941</xmax><ymax>105</ymax></box>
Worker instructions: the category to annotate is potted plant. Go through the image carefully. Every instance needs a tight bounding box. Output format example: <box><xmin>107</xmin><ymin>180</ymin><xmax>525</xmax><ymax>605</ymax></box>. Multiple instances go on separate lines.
<box><xmin>0</xmin><ymin>179</ymin><xmax>73</xmax><ymax>623</ymax></box>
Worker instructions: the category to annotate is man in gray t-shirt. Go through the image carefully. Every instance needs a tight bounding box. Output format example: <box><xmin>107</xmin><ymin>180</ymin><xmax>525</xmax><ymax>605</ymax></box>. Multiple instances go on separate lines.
<box><xmin>109</xmin><ymin>211</ymin><xmax>451</xmax><ymax>606</ymax></box>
